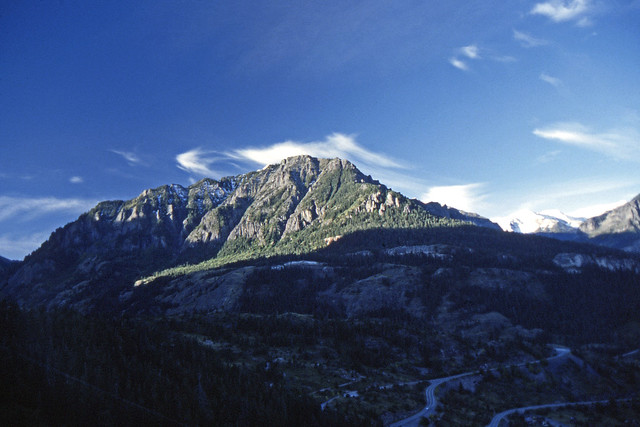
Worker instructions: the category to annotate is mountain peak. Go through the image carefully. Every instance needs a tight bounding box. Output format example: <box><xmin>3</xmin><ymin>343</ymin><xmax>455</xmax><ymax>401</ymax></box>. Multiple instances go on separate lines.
<box><xmin>580</xmin><ymin>193</ymin><xmax>640</xmax><ymax>237</ymax></box>
<box><xmin>4</xmin><ymin>156</ymin><xmax>502</xmax><ymax>310</ymax></box>
<box><xmin>493</xmin><ymin>209</ymin><xmax>583</xmax><ymax>234</ymax></box>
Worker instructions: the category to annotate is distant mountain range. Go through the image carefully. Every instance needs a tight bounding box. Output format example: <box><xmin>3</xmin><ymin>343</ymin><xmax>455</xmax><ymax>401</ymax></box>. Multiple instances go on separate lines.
<box><xmin>493</xmin><ymin>209</ymin><xmax>585</xmax><ymax>234</ymax></box>
<box><xmin>494</xmin><ymin>195</ymin><xmax>640</xmax><ymax>253</ymax></box>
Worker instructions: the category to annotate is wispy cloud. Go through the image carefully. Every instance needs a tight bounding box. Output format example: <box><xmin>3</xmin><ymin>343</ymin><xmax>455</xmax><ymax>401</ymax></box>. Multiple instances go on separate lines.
<box><xmin>449</xmin><ymin>44</ymin><xmax>481</xmax><ymax>71</ymax></box>
<box><xmin>513</xmin><ymin>30</ymin><xmax>549</xmax><ymax>48</ymax></box>
<box><xmin>539</xmin><ymin>72</ymin><xmax>562</xmax><ymax>87</ymax></box>
<box><xmin>111</xmin><ymin>150</ymin><xmax>142</xmax><ymax>166</ymax></box>
<box><xmin>449</xmin><ymin>57</ymin><xmax>469</xmax><ymax>71</ymax></box>
<box><xmin>176</xmin><ymin>148</ymin><xmax>222</xmax><ymax>177</ymax></box>
<box><xmin>177</xmin><ymin>134</ymin><xmax>424</xmax><ymax>202</ymax></box>
<box><xmin>533</xmin><ymin>122</ymin><xmax>640</xmax><ymax>160</ymax></box>
<box><xmin>420</xmin><ymin>183</ymin><xmax>487</xmax><ymax>213</ymax></box>
<box><xmin>530</xmin><ymin>0</ymin><xmax>592</xmax><ymax>24</ymax></box>
<box><xmin>232</xmin><ymin>133</ymin><xmax>403</xmax><ymax>169</ymax></box>
<box><xmin>449</xmin><ymin>43</ymin><xmax>515</xmax><ymax>71</ymax></box>
<box><xmin>0</xmin><ymin>196</ymin><xmax>97</xmax><ymax>222</ymax></box>
<box><xmin>69</xmin><ymin>176</ymin><xmax>84</xmax><ymax>184</ymax></box>
<box><xmin>178</xmin><ymin>135</ymin><xmax>490</xmax><ymax>215</ymax></box>
<box><xmin>460</xmin><ymin>45</ymin><xmax>480</xmax><ymax>59</ymax></box>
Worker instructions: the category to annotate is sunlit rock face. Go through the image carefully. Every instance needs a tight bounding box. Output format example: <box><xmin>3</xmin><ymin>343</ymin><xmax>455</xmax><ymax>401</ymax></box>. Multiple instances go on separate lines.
<box><xmin>4</xmin><ymin>155</ymin><xmax>501</xmax><ymax>311</ymax></box>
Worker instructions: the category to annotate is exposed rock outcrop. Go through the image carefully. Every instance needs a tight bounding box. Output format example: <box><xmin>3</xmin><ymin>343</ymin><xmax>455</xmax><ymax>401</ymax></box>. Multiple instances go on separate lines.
<box><xmin>553</xmin><ymin>252</ymin><xmax>640</xmax><ymax>273</ymax></box>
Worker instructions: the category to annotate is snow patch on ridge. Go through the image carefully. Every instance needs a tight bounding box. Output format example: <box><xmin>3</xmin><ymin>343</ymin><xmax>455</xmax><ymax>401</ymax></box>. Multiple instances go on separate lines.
<box><xmin>493</xmin><ymin>209</ymin><xmax>585</xmax><ymax>234</ymax></box>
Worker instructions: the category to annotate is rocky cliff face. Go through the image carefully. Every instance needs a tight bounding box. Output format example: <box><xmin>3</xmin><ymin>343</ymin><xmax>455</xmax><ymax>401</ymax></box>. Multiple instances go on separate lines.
<box><xmin>1</xmin><ymin>156</ymin><xmax>499</xmax><ymax>311</ymax></box>
<box><xmin>553</xmin><ymin>252</ymin><xmax>640</xmax><ymax>273</ymax></box>
<box><xmin>580</xmin><ymin>195</ymin><xmax>640</xmax><ymax>236</ymax></box>
<box><xmin>184</xmin><ymin>157</ymin><xmax>363</xmax><ymax>251</ymax></box>
<box><xmin>47</xmin><ymin>178</ymin><xmax>236</xmax><ymax>256</ymax></box>
<box><xmin>579</xmin><ymin>194</ymin><xmax>640</xmax><ymax>252</ymax></box>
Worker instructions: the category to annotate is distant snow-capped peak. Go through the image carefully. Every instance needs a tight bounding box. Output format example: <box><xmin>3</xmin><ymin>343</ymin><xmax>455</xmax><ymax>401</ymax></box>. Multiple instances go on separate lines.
<box><xmin>492</xmin><ymin>209</ymin><xmax>585</xmax><ymax>234</ymax></box>
<box><xmin>537</xmin><ymin>210</ymin><xmax>585</xmax><ymax>229</ymax></box>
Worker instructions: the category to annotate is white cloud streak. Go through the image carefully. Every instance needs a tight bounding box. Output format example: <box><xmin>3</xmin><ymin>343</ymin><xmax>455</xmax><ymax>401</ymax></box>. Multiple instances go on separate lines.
<box><xmin>449</xmin><ymin>44</ymin><xmax>481</xmax><ymax>71</ymax></box>
<box><xmin>449</xmin><ymin>57</ymin><xmax>468</xmax><ymax>71</ymax></box>
<box><xmin>70</xmin><ymin>176</ymin><xmax>84</xmax><ymax>184</ymax></box>
<box><xmin>232</xmin><ymin>133</ymin><xmax>403</xmax><ymax>169</ymax></box>
<box><xmin>450</xmin><ymin>44</ymin><xmax>515</xmax><ymax>71</ymax></box>
<box><xmin>178</xmin><ymin>135</ymin><xmax>494</xmax><ymax>215</ymax></box>
<box><xmin>176</xmin><ymin>148</ymin><xmax>222</xmax><ymax>177</ymax></box>
<box><xmin>531</xmin><ymin>0</ymin><xmax>591</xmax><ymax>23</ymax></box>
<box><xmin>513</xmin><ymin>30</ymin><xmax>549</xmax><ymax>48</ymax></box>
<box><xmin>533</xmin><ymin>122</ymin><xmax>640</xmax><ymax>160</ymax></box>
<box><xmin>177</xmin><ymin>134</ymin><xmax>403</xmax><ymax>180</ymax></box>
<box><xmin>539</xmin><ymin>72</ymin><xmax>562</xmax><ymax>87</ymax></box>
<box><xmin>177</xmin><ymin>134</ymin><xmax>438</xmax><ymax>210</ymax></box>
<box><xmin>420</xmin><ymin>183</ymin><xmax>487</xmax><ymax>213</ymax></box>
<box><xmin>111</xmin><ymin>150</ymin><xmax>142</xmax><ymax>165</ymax></box>
<box><xmin>0</xmin><ymin>196</ymin><xmax>97</xmax><ymax>223</ymax></box>
<box><xmin>460</xmin><ymin>44</ymin><xmax>480</xmax><ymax>59</ymax></box>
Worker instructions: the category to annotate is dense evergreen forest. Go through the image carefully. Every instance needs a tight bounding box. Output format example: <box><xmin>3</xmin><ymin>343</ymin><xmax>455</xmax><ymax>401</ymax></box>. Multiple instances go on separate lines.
<box><xmin>0</xmin><ymin>302</ymin><xmax>370</xmax><ymax>426</ymax></box>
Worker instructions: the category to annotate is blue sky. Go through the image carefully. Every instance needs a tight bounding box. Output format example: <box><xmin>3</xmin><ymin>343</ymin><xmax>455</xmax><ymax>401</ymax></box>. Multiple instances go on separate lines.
<box><xmin>1</xmin><ymin>0</ymin><xmax>639</xmax><ymax>260</ymax></box>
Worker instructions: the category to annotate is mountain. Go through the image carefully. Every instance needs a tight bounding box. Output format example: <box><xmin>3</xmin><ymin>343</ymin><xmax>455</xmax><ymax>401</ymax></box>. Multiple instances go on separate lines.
<box><xmin>2</xmin><ymin>154</ymin><xmax>638</xmax><ymax>317</ymax></box>
<box><xmin>3</xmin><ymin>156</ymin><xmax>639</xmax><ymax>317</ymax></box>
<box><xmin>579</xmin><ymin>194</ymin><xmax>640</xmax><ymax>252</ymax></box>
<box><xmin>493</xmin><ymin>209</ymin><xmax>584</xmax><ymax>234</ymax></box>
<box><xmin>494</xmin><ymin>199</ymin><xmax>640</xmax><ymax>254</ymax></box>
<box><xmin>581</xmin><ymin>194</ymin><xmax>640</xmax><ymax>235</ymax></box>
<box><xmin>3</xmin><ymin>157</ymin><xmax>640</xmax><ymax>425</ymax></box>
<box><xmin>0</xmin><ymin>256</ymin><xmax>18</xmax><ymax>279</ymax></box>
<box><xmin>0</xmin><ymin>156</ymin><xmax>496</xmax><ymax>311</ymax></box>
<box><xmin>3</xmin><ymin>154</ymin><xmax>638</xmax><ymax>318</ymax></box>
<box><xmin>423</xmin><ymin>202</ymin><xmax>502</xmax><ymax>230</ymax></box>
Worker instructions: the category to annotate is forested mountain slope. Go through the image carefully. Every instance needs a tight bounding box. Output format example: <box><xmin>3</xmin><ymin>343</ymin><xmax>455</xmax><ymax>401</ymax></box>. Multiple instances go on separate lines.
<box><xmin>1</xmin><ymin>156</ymin><xmax>493</xmax><ymax>311</ymax></box>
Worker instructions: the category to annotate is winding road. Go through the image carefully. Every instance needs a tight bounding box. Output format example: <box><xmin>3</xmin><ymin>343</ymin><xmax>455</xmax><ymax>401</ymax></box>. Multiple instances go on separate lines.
<box><xmin>388</xmin><ymin>347</ymin><xmax>571</xmax><ymax>427</ymax></box>
<box><xmin>389</xmin><ymin>372</ymin><xmax>472</xmax><ymax>427</ymax></box>
<box><xmin>486</xmin><ymin>398</ymin><xmax>632</xmax><ymax>427</ymax></box>
<box><xmin>485</xmin><ymin>347</ymin><xmax>636</xmax><ymax>426</ymax></box>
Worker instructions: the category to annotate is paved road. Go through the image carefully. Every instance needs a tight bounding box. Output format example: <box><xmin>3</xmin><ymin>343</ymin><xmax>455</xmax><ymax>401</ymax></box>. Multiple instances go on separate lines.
<box><xmin>388</xmin><ymin>347</ymin><xmax>571</xmax><ymax>427</ymax></box>
<box><xmin>389</xmin><ymin>372</ymin><xmax>472</xmax><ymax>427</ymax></box>
<box><xmin>486</xmin><ymin>398</ymin><xmax>631</xmax><ymax>427</ymax></box>
<box><xmin>621</xmin><ymin>348</ymin><xmax>639</xmax><ymax>358</ymax></box>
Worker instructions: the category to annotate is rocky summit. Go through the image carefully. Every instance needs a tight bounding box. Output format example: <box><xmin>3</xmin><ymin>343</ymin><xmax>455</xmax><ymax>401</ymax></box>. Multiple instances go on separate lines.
<box><xmin>579</xmin><ymin>194</ymin><xmax>640</xmax><ymax>252</ymax></box>
<box><xmin>0</xmin><ymin>156</ymin><xmax>496</xmax><ymax>311</ymax></box>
